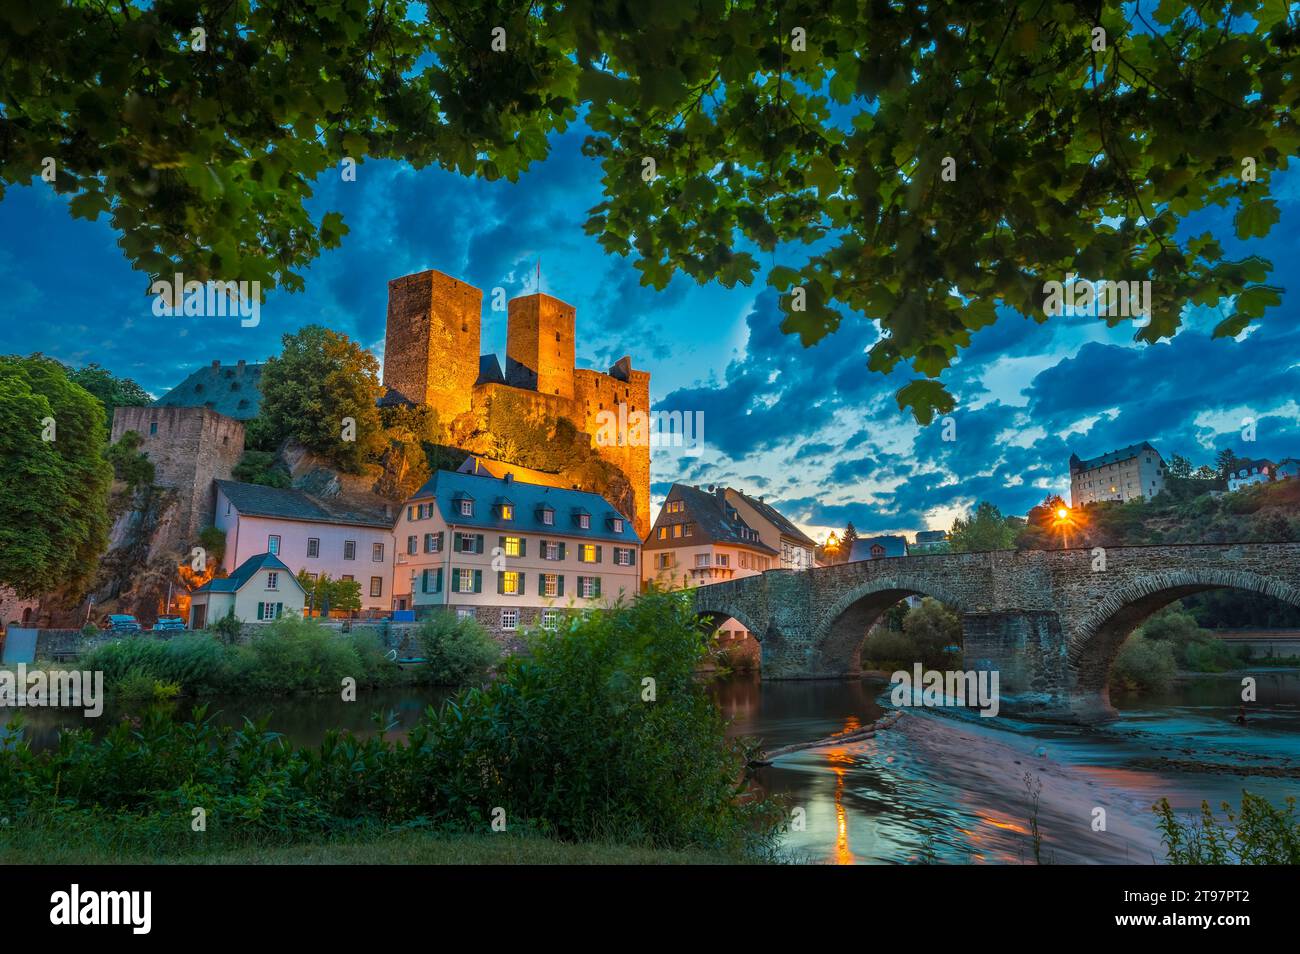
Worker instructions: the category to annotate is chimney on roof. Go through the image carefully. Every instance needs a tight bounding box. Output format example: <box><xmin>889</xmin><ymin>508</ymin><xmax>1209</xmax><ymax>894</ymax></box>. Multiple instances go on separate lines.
<box><xmin>504</xmin><ymin>472</ymin><xmax>514</xmax><ymax>485</ymax></box>
<box><xmin>211</xmin><ymin>360</ymin><xmax>220</xmax><ymax>368</ymax></box>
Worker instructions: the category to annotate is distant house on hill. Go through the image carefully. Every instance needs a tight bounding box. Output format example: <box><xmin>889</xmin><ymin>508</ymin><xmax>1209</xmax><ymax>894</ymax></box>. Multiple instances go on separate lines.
<box><xmin>1227</xmin><ymin>458</ymin><xmax>1276</xmax><ymax>492</ymax></box>
<box><xmin>153</xmin><ymin>359</ymin><xmax>264</xmax><ymax>420</ymax></box>
<box><xmin>188</xmin><ymin>552</ymin><xmax>306</xmax><ymax>629</ymax></box>
<box><xmin>1069</xmin><ymin>441</ymin><xmax>1166</xmax><ymax>505</ymax></box>
<box><xmin>910</xmin><ymin>530</ymin><xmax>949</xmax><ymax>554</ymax></box>
<box><xmin>850</xmin><ymin>535</ymin><xmax>908</xmax><ymax>560</ymax></box>
<box><xmin>1277</xmin><ymin>458</ymin><xmax>1299</xmax><ymax>481</ymax></box>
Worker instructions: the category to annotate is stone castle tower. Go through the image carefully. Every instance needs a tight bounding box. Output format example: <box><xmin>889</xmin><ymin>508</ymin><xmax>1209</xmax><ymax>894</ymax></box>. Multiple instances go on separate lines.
<box><xmin>382</xmin><ymin>269</ymin><xmax>652</xmax><ymax>539</ymax></box>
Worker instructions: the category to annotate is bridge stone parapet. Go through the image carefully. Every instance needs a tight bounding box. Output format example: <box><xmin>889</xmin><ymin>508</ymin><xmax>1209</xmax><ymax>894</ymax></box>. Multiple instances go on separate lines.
<box><xmin>692</xmin><ymin>542</ymin><xmax>1300</xmax><ymax>722</ymax></box>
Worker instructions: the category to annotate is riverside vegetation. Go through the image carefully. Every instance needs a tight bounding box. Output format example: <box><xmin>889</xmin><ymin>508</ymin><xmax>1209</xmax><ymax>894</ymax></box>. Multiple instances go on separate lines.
<box><xmin>58</xmin><ymin>612</ymin><xmax>502</xmax><ymax>703</ymax></box>
<box><xmin>0</xmin><ymin>593</ymin><xmax>783</xmax><ymax>864</ymax></box>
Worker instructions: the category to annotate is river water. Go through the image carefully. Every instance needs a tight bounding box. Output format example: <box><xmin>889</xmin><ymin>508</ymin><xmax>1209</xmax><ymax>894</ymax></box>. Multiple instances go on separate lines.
<box><xmin>5</xmin><ymin>669</ymin><xmax>1298</xmax><ymax>864</ymax></box>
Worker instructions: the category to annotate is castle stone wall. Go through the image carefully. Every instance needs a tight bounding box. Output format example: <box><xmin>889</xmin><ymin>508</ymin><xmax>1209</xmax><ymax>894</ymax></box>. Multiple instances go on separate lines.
<box><xmin>111</xmin><ymin>405</ymin><xmax>245</xmax><ymax>544</ymax></box>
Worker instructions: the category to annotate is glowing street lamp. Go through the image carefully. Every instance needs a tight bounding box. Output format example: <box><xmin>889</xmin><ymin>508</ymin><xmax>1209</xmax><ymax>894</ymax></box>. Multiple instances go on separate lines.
<box><xmin>1052</xmin><ymin>504</ymin><xmax>1078</xmax><ymax>549</ymax></box>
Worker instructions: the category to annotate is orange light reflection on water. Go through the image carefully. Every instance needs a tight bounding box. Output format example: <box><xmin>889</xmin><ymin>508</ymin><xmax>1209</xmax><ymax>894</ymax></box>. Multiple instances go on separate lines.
<box><xmin>824</xmin><ymin>746</ymin><xmax>856</xmax><ymax>865</ymax></box>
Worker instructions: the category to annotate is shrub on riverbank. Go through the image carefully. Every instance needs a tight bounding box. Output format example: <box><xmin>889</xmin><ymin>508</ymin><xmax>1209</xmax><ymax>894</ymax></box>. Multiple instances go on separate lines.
<box><xmin>76</xmin><ymin>620</ymin><xmax>408</xmax><ymax>697</ymax></box>
<box><xmin>1131</xmin><ymin>603</ymin><xmax>1248</xmax><ymax>674</ymax></box>
<box><xmin>1110</xmin><ymin>633</ymin><xmax>1177</xmax><ymax>692</ymax></box>
<box><xmin>1155</xmin><ymin>792</ymin><xmax>1300</xmax><ymax>864</ymax></box>
<box><xmin>414</xmin><ymin>613</ymin><xmax>500</xmax><ymax>685</ymax></box>
<box><xmin>0</xmin><ymin>592</ymin><xmax>781</xmax><ymax>860</ymax></box>
<box><xmin>861</xmin><ymin>598</ymin><xmax>962</xmax><ymax>670</ymax></box>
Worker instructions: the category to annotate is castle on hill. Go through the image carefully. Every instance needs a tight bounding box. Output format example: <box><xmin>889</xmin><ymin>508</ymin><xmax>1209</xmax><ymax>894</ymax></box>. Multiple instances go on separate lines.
<box><xmin>381</xmin><ymin>269</ymin><xmax>651</xmax><ymax>538</ymax></box>
<box><xmin>108</xmin><ymin>269</ymin><xmax>651</xmax><ymax>561</ymax></box>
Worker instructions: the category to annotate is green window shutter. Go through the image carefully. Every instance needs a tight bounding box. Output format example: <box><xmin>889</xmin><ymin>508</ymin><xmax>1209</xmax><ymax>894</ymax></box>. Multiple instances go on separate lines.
<box><xmin>557</xmin><ymin>575</ymin><xmax>565</xmax><ymax>597</ymax></box>
<box><xmin>558</xmin><ymin>542</ymin><xmax>566</xmax><ymax>560</ymax></box>
<box><xmin>276</xmin><ymin>602</ymin><xmax>284</xmax><ymax>618</ymax></box>
<box><xmin>540</xmin><ymin>538</ymin><xmax>548</xmax><ymax>557</ymax></box>
<box><xmin>497</xmin><ymin>571</ymin><xmax>504</xmax><ymax>595</ymax></box>
<box><xmin>437</xmin><ymin>531</ymin><xmax>444</xmax><ymax>551</ymax></box>
<box><xmin>453</xmin><ymin>534</ymin><xmax>461</xmax><ymax>553</ymax></box>
<box><xmin>593</xmin><ymin>577</ymin><xmax>602</xmax><ymax>598</ymax></box>
<box><xmin>520</xmin><ymin>538</ymin><xmax>527</xmax><ymax>558</ymax></box>
<box><xmin>434</xmin><ymin>568</ymin><xmax>443</xmax><ymax>593</ymax></box>
<box><xmin>475</xmin><ymin>534</ymin><xmax>484</xmax><ymax>554</ymax></box>
<box><xmin>421</xmin><ymin>569</ymin><xmax>429</xmax><ymax>594</ymax></box>
<box><xmin>256</xmin><ymin>602</ymin><xmax>263</xmax><ymax>621</ymax></box>
<box><xmin>596</xmin><ymin>545</ymin><xmax>603</xmax><ymax>563</ymax></box>
<box><xmin>473</xmin><ymin>569</ymin><xmax>482</xmax><ymax>593</ymax></box>
<box><xmin>538</xmin><ymin>573</ymin><xmax>545</xmax><ymax>595</ymax></box>
<box><xmin>499</xmin><ymin>535</ymin><xmax>505</xmax><ymax>552</ymax></box>
<box><xmin>628</xmin><ymin>548</ymin><xmax>636</xmax><ymax>565</ymax></box>
<box><xmin>519</xmin><ymin>573</ymin><xmax>526</xmax><ymax>595</ymax></box>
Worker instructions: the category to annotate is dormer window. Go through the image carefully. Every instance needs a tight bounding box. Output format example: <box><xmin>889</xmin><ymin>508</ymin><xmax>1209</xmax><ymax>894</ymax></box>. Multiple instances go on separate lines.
<box><xmin>496</xmin><ymin>498</ymin><xmax>514</xmax><ymax>520</ymax></box>
<box><xmin>537</xmin><ymin>505</ymin><xmax>555</xmax><ymax>526</ymax></box>
<box><xmin>607</xmin><ymin>516</ymin><xmax>625</xmax><ymax>533</ymax></box>
<box><xmin>578</xmin><ymin>514</ymin><xmax>590</xmax><ymax>529</ymax></box>
<box><xmin>457</xmin><ymin>496</ymin><xmax>474</xmax><ymax>517</ymax></box>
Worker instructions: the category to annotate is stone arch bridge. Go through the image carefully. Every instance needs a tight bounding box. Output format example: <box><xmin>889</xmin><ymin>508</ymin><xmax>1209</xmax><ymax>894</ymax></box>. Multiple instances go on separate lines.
<box><xmin>692</xmin><ymin>543</ymin><xmax>1300</xmax><ymax>722</ymax></box>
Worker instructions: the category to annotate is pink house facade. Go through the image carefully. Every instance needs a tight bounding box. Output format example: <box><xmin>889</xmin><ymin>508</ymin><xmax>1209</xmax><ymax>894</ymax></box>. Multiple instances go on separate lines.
<box><xmin>213</xmin><ymin>480</ymin><xmax>396</xmax><ymax>613</ymax></box>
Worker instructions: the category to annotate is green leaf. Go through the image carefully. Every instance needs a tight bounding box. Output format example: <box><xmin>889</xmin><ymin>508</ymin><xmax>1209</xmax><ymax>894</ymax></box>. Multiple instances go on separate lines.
<box><xmin>1234</xmin><ymin>198</ymin><xmax>1279</xmax><ymax>240</ymax></box>
<box><xmin>895</xmin><ymin>379</ymin><xmax>956</xmax><ymax>426</ymax></box>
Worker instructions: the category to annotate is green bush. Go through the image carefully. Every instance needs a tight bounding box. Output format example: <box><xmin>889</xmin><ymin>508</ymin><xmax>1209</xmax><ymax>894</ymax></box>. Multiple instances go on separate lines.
<box><xmin>1110</xmin><ymin>633</ymin><xmax>1177</xmax><ymax>692</ymax></box>
<box><xmin>231</xmin><ymin>615</ymin><xmax>370</xmax><ymax>694</ymax></box>
<box><xmin>861</xmin><ymin>598</ymin><xmax>961</xmax><ymax>669</ymax></box>
<box><xmin>414</xmin><ymin>612</ymin><xmax>500</xmax><ymax>686</ymax></box>
<box><xmin>77</xmin><ymin>621</ymin><xmax>403</xmax><ymax>697</ymax></box>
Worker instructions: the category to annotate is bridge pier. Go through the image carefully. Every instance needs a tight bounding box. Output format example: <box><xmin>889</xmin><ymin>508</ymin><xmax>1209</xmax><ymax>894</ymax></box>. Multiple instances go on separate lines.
<box><xmin>962</xmin><ymin>611</ymin><xmax>1115</xmax><ymax>723</ymax></box>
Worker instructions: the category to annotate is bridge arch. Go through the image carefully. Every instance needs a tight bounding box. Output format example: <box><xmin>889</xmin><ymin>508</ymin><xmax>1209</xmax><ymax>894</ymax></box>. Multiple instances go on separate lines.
<box><xmin>693</xmin><ymin>605</ymin><xmax>765</xmax><ymax>643</ymax></box>
<box><xmin>812</xmin><ymin>575</ymin><xmax>974</xmax><ymax>675</ymax></box>
<box><xmin>1069</xmin><ymin>567</ymin><xmax>1300</xmax><ymax>699</ymax></box>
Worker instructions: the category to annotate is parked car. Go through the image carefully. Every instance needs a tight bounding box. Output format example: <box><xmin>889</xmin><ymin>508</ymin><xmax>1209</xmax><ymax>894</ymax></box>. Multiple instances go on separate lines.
<box><xmin>104</xmin><ymin>614</ymin><xmax>141</xmax><ymax>633</ymax></box>
<box><xmin>152</xmin><ymin>616</ymin><xmax>186</xmax><ymax>632</ymax></box>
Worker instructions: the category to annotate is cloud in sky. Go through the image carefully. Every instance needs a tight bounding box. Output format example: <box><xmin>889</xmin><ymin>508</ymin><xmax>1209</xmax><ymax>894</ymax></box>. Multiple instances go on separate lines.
<box><xmin>1</xmin><ymin>127</ymin><xmax>1296</xmax><ymax>543</ymax></box>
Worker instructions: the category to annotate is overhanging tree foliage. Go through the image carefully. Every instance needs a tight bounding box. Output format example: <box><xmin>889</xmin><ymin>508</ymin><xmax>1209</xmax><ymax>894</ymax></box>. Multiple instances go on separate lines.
<box><xmin>1</xmin><ymin>1</ymin><xmax>1294</xmax><ymax>420</ymax></box>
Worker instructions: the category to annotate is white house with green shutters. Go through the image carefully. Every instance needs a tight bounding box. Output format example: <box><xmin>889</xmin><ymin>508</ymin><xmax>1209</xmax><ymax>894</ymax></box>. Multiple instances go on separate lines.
<box><xmin>188</xmin><ymin>552</ymin><xmax>307</xmax><ymax>629</ymax></box>
<box><xmin>391</xmin><ymin>469</ymin><xmax>642</xmax><ymax>638</ymax></box>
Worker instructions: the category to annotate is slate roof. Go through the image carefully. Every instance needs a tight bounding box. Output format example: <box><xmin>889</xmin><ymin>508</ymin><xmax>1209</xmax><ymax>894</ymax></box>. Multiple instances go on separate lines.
<box><xmin>850</xmin><ymin>535</ymin><xmax>909</xmax><ymax>560</ymax></box>
<box><xmin>728</xmin><ymin>488</ymin><xmax>817</xmax><ymax>546</ymax></box>
<box><xmin>645</xmin><ymin>483</ymin><xmax>778</xmax><ymax>553</ymax></box>
<box><xmin>914</xmin><ymin>530</ymin><xmax>948</xmax><ymax>544</ymax></box>
<box><xmin>475</xmin><ymin>354</ymin><xmax>505</xmax><ymax>385</ymax></box>
<box><xmin>193</xmin><ymin>552</ymin><xmax>303</xmax><ymax>594</ymax></box>
<box><xmin>1070</xmin><ymin>441</ymin><xmax>1162</xmax><ymax>472</ymax></box>
<box><xmin>407</xmin><ymin>470</ymin><xmax>641</xmax><ymax>543</ymax></box>
<box><xmin>215</xmin><ymin>480</ymin><xmax>395</xmax><ymax>528</ymax></box>
<box><xmin>154</xmin><ymin>361</ymin><xmax>264</xmax><ymax>419</ymax></box>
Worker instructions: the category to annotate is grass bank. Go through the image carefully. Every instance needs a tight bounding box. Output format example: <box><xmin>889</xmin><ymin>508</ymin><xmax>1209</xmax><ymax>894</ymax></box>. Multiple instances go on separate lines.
<box><xmin>0</xmin><ymin>827</ymin><xmax>747</xmax><ymax>865</ymax></box>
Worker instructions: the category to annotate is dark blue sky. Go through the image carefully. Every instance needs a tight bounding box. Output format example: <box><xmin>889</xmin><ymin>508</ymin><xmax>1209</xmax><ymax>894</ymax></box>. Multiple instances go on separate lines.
<box><xmin>1</xmin><ymin>123</ymin><xmax>1296</xmax><ymax>541</ymax></box>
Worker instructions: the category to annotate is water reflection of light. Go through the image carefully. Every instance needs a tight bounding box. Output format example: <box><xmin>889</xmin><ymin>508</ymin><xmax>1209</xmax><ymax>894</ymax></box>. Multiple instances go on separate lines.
<box><xmin>825</xmin><ymin>746</ymin><xmax>856</xmax><ymax>865</ymax></box>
